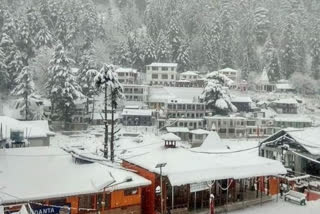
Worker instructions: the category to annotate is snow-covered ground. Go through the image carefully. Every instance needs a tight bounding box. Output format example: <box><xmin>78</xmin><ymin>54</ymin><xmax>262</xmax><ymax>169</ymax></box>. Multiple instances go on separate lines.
<box><xmin>228</xmin><ymin>198</ymin><xmax>320</xmax><ymax>214</ymax></box>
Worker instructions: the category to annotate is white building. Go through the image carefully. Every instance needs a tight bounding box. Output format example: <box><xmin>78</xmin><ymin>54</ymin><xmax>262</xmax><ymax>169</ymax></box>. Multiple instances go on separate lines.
<box><xmin>123</xmin><ymin>84</ymin><xmax>148</xmax><ymax>102</ymax></box>
<box><xmin>115</xmin><ymin>67</ymin><xmax>139</xmax><ymax>84</ymax></box>
<box><xmin>218</xmin><ymin>68</ymin><xmax>240</xmax><ymax>82</ymax></box>
<box><xmin>145</xmin><ymin>63</ymin><xmax>178</xmax><ymax>86</ymax></box>
<box><xmin>179</xmin><ymin>71</ymin><xmax>199</xmax><ymax>81</ymax></box>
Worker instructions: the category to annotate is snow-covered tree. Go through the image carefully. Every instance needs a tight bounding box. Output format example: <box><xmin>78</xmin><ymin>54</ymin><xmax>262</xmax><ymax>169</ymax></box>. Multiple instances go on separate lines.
<box><xmin>95</xmin><ymin>64</ymin><xmax>124</xmax><ymax>161</ymax></box>
<box><xmin>0</xmin><ymin>47</ymin><xmax>8</xmax><ymax>90</ymax></box>
<box><xmin>78</xmin><ymin>51</ymin><xmax>99</xmax><ymax>114</ymax></box>
<box><xmin>155</xmin><ymin>31</ymin><xmax>171</xmax><ymax>62</ymax></box>
<box><xmin>144</xmin><ymin>36</ymin><xmax>156</xmax><ymax>66</ymax></box>
<box><xmin>29</xmin><ymin>47</ymin><xmax>54</xmax><ymax>95</ymax></box>
<box><xmin>202</xmin><ymin>20</ymin><xmax>221</xmax><ymax>71</ymax></box>
<box><xmin>11</xmin><ymin>66</ymin><xmax>35</xmax><ymax>120</ymax></box>
<box><xmin>47</xmin><ymin>44</ymin><xmax>83</xmax><ymax>124</ymax></box>
<box><xmin>7</xmin><ymin>49</ymin><xmax>24</xmax><ymax>90</ymax></box>
<box><xmin>16</xmin><ymin>20</ymin><xmax>35</xmax><ymax>63</ymax></box>
<box><xmin>220</xmin><ymin>1</ymin><xmax>234</xmax><ymax>68</ymax></box>
<box><xmin>254</xmin><ymin>7</ymin><xmax>270</xmax><ymax>45</ymax></box>
<box><xmin>167</xmin><ymin>16</ymin><xmax>183</xmax><ymax>62</ymax></box>
<box><xmin>280</xmin><ymin>19</ymin><xmax>299</xmax><ymax>79</ymax></box>
<box><xmin>35</xmin><ymin>25</ymin><xmax>53</xmax><ymax>48</ymax></box>
<box><xmin>310</xmin><ymin>20</ymin><xmax>320</xmax><ymax>80</ymax></box>
<box><xmin>176</xmin><ymin>42</ymin><xmax>190</xmax><ymax>72</ymax></box>
<box><xmin>262</xmin><ymin>36</ymin><xmax>281</xmax><ymax>82</ymax></box>
<box><xmin>201</xmin><ymin>73</ymin><xmax>237</xmax><ymax>115</ymax></box>
<box><xmin>290</xmin><ymin>72</ymin><xmax>319</xmax><ymax>95</ymax></box>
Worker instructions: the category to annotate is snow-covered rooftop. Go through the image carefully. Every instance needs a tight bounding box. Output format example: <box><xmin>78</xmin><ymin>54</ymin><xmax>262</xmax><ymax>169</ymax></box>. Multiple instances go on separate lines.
<box><xmin>180</xmin><ymin>71</ymin><xmax>198</xmax><ymax>76</ymax></box>
<box><xmin>219</xmin><ymin>68</ymin><xmax>238</xmax><ymax>73</ymax></box>
<box><xmin>0</xmin><ymin>147</ymin><xmax>150</xmax><ymax>204</ymax></box>
<box><xmin>192</xmin><ymin>131</ymin><xmax>230</xmax><ymax>153</ymax></box>
<box><xmin>272</xmin><ymin>98</ymin><xmax>298</xmax><ymax>105</ymax></box>
<box><xmin>121</xmin><ymin>109</ymin><xmax>153</xmax><ymax>116</ymax></box>
<box><xmin>190</xmin><ymin>129</ymin><xmax>210</xmax><ymax>135</ymax></box>
<box><xmin>274</xmin><ymin>115</ymin><xmax>312</xmax><ymax>123</ymax></box>
<box><xmin>231</xmin><ymin>96</ymin><xmax>253</xmax><ymax>103</ymax></box>
<box><xmin>161</xmin><ymin>133</ymin><xmax>181</xmax><ymax>141</ymax></box>
<box><xmin>257</xmin><ymin>68</ymin><xmax>270</xmax><ymax>83</ymax></box>
<box><xmin>121</xmin><ymin>135</ymin><xmax>286</xmax><ymax>186</ymax></box>
<box><xmin>284</xmin><ymin>127</ymin><xmax>320</xmax><ymax>155</ymax></box>
<box><xmin>276</xmin><ymin>83</ymin><xmax>294</xmax><ymax>90</ymax></box>
<box><xmin>115</xmin><ymin>67</ymin><xmax>137</xmax><ymax>73</ymax></box>
<box><xmin>148</xmin><ymin>87</ymin><xmax>203</xmax><ymax>104</ymax></box>
<box><xmin>147</xmin><ymin>62</ymin><xmax>178</xmax><ymax>67</ymax></box>
<box><xmin>0</xmin><ymin>116</ymin><xmax>54</xmax><ymax>139</ymax></box>
<box><xmin>166</xmin><ymin>127</ymin><xmax>190</xmax><ymax>133</ymax></box>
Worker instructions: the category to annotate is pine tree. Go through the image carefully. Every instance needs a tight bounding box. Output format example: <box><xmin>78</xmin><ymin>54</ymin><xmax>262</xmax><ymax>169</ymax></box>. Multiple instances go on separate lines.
<box><xmin>155</xmin><ymin>31</ymin><xmax>171</xmax><ymax>62</ymax></box>
<box><xmin>16</xmin><ymin>20</ymin><xmax>35</xmax><ymax>63</ymax></box>
<box><xmin>263</xmin><ymin>36</ymin><xmax>281</xmax><ymax>82</ymax></box>
<box><xmin>47</xmin><ymin>44</ymin><xmax>83</xmax><ymax>125</ymax></box>
<box><xmin>167</xmin><ymin>16</ymin><xmax>183</xmax><ymax>62</ymax></box>
<box><xmin>0</xmin><ymin>47</ymin><xmax>8</xmax><ymax>90</ymax></box>
<box><xmin>95</xmin><ymin>64</ymin><xmax>124</xmax><ymax>161</ymax></box>
<box><xmin>78</xmin><ymin>51</ymin><xmax>99</xmax><ymax>115</ymax></box>
<box><xmin>176</xmin><ymin>42</ymin><xmax>190</xmax><ymax>72</ymax></box>
<box><xmin>220</xmin><ymin>1</ymin><xmax>234</xmax><ymax>68</ymax></box>
<box><xmin>11</xmin><ymin>66</ymin><xmax>35</xmax><ymax>120</ymax></box>
<box><xmin>254</xmin><ymin>7</ymin><xmax>270</xmax><ymax>45</ymax></box>
<box><xmin>280</xmin><ymin>18</ymin><xmax>299</xmax><ymax>79</ymax></box>
<box><xmin>201</xmin><ymin>74</ymin><xmax>237</xmax><ymax>115</ymax></box>
<box><xmin>202</xmin><ymin>20</ymin><xmax>221</xmax><ymax>71</ymax></box>
<box><xmin>144</xmin><ymin>36</ymin><xmax>156</xmax><ymax>66</ymax></box>
<box><xmin>35</xmin><ymin>24</ymin><xmax>53</xmax><ymax>48</ymax></box>
<box><xmin>310</xmin><ymin>20</ymin><xmax>320</xmax><ymax>80</ymax></box>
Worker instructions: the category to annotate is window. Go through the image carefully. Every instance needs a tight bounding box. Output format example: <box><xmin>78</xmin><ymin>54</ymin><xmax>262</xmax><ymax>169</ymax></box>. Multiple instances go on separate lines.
<box><xmin>171</xmin><ymin>67</ymin><xmax>174</xmax><ymax>71</ymax></box>
<box><xmin>152</xmin><ymin>74</ymin><xmax>158</xmax><ymax>79</ymax></box>
<box><xmin>162</xmin><ymin>74</ymin><xmax>168</xmax><ymax>79</ymax></box>
<box><xmin>97</xmin><ymin>194</ymin><xmax>111</xmax><ymax>210</ymax></box>
<box><xmin>152</xmin><ymin>66</ymin><xmax>158</xmax><ymax>71</ymax></box>
<box><xmin>124</xmin><ymin>188</ymin><xmax>139</xmax><ymax>196</ymax></box>
<box><xmin>171</xmin><ymin>75</ymin><xmax>174</xmax><ymax>79</ymax></box>
<box><xmin>79</xmin><ymin>195</ymin><xmax>94</xmax><ymax>209</ymax></box>
<box><xmin>162</xmin><ymin>67</ymin><xmax>168</xmax><ymax>71</ymax></box>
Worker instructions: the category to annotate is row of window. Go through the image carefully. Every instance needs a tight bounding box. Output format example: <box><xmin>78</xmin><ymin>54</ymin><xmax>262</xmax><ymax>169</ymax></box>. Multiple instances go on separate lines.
<box><xmin>152</xmin><ymin>74</ymin><xmax>175</xmax><ymax>80</ymax></box>
<box><xmin>125</xmin><ymin>95</ymin><xmax>144</xmax><ymax>101</ymax></box>
<box><xmin>167</xmin><ymin>104</ymin><xmax>206</xmax><ymax>110</ymax></box>
<box><xmin>168</xmin><ymin>113</ymin><xmax>205</xmax><ymax>118</ymax></box>
<box><xmin>117</xmin><ymin>72</ymin><xmax>136</xmax><ymax>77</ymax></box>
<box><xmin>149</xmin><ymin>66</ymin><xmax>175</xmax><ymax>71</ymax></box>
<box><xmin>124</xmin><ymin>88</ymin><xmax>144</xmax><ymax>94</ymax></box>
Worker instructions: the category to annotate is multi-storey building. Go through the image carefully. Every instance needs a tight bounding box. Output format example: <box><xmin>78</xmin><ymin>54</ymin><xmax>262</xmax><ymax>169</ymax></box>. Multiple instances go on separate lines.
<box><xmin>165</xmin><ymin>99</ymin><xmax>208</xmax><ymax>119</ymax></box>
<box><xmin>145</xmin><ymin>63</ymin><xmax>178</xmax><ymax>86</ymax></box>
<box><xmin>115</xmin><ymin>67</ymin><xmax>139</xmax><ymax>84</ymax></box>
<box><xmin>205</xmin><ymin>115</ymin><xmax>247</xmax><ymax>138</ymax></box>
<box><xmin>123</xmin><ymin>84</ymin><xmax>148</xmax><ymax>102</ymax></box>
<box><xmin>218</xmin><ymin>68</ymin><xmax>240</xmax><ymax>81</ymax></box>
<box><xmin>270</xmin><ymin>98</ymin><xmax>298</xmax><ymax>114</ymax></box>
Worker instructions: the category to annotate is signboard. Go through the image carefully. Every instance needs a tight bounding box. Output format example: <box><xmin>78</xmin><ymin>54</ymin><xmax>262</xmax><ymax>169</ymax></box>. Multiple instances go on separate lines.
<box><xmin>190</xmin><ymin>182</ymin><xmax>209</xmax><ymax>193</ymax></box>
<box><xmin>32</xmin><ymin>205</ymin><xmax>70</xmax><ymax>214</ymax></box>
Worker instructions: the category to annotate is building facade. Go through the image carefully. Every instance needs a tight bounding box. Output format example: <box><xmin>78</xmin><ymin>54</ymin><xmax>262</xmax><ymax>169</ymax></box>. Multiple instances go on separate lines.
<box><xmin>145</xmin><ymin>63</ymin><xmax>178</xmax><ymax>86</ymax></box>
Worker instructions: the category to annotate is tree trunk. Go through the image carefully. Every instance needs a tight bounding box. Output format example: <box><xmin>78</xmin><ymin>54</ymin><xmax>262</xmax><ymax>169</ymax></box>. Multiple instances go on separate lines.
<box><xmin>25</xmin><ymin>92</ymin><xmax>28</xmax><ymax>121</ymax></box>
<box><xmin>104</xmin><ymin>86</ymin><xmax>108</xmax><ymax>159</ymax></box>
<box><xmin>110</xmin><ymin>90</ymin><xmax>115</xmax><ymax>162</ymax></box>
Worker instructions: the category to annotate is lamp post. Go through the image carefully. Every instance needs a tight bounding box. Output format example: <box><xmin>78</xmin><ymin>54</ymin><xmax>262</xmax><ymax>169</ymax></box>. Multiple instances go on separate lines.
<box><xmin>156</xmin><ymin>163</ymin><xmax>167</xmax><ymax>214</ymax></box>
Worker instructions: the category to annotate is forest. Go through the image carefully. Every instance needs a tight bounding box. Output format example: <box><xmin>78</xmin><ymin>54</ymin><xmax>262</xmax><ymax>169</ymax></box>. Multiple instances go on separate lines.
<box><xmin>1</xmin><ymin>0</ymin><xmax>320</xmax><ymax>117</ymax></box>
